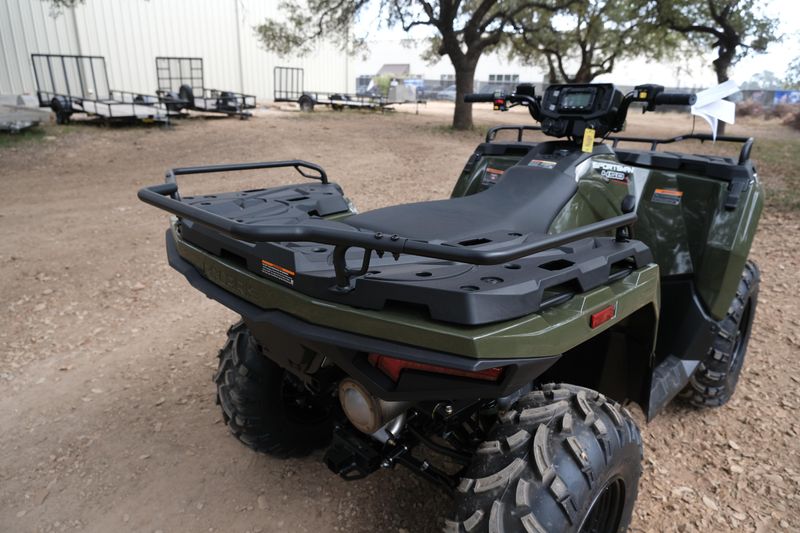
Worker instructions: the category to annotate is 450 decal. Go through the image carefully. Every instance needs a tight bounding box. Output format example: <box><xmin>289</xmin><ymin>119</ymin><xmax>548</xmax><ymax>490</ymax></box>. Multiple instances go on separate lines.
<box><xmin>593</xmin><ymin>161</ymin><xmax>634</xmax><ymax>182</ymax></box>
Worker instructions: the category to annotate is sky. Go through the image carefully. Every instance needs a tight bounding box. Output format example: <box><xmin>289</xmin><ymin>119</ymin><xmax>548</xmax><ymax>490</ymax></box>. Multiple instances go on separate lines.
<box><xmin>352</xmin><ymin>0</ymin><xmax>800</xmax><ymax>86</ymax></box>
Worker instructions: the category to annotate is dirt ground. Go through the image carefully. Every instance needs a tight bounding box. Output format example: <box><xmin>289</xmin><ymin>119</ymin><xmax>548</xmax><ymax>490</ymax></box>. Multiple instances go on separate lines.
<box><xmin>1</xmin><ymin>102</ymin><xmax>798</xmax><ymax>533</ymax></box>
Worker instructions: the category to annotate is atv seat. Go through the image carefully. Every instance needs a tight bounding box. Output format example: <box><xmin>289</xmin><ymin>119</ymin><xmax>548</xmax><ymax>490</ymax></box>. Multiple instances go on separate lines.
<box><xmin>343</xmin><ymin>165</ymin><xmax>578</xmax><ymax>243</ymax></box>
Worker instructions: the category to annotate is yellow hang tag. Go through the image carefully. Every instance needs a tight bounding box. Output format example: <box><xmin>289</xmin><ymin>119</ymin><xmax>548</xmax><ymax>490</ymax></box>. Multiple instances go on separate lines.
<box><xmin>582</xmin><ymin>127</ymin><xmax>596</xmax><ymax>153</ymax></box>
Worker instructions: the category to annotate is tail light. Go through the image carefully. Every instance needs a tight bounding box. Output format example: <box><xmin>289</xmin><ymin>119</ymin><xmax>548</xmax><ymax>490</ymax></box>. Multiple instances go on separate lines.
<box><xmin>590</xmin><ymin>304</ymin><xmax>616</xmax><ymax>328</ymax></box>
<box><xmin>368</xmin><ymin>353</ymin><xmax>504</xmax><ymax>382</ymax></box>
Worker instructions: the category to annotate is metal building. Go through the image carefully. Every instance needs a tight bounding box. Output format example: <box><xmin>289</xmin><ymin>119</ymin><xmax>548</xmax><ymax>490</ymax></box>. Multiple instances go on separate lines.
<box><xmin>0</xmin><ymin>0</ymin><xmax>353</xmax><ymax>99</ymax></box>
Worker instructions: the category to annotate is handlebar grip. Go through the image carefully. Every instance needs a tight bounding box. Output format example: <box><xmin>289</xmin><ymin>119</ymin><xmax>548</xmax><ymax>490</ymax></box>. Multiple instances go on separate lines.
<box><xmin>464</xmin><ymin>93</ymin><xmax>496</xmax><ymax>103</ymax></box>
<box><xmin>654</xmin><ymin>92</ymin><xmax>696</xmax><ymax>106</ymax></box>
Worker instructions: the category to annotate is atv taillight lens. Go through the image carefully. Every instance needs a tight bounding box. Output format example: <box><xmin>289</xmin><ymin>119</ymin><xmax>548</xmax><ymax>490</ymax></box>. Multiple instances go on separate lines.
<box><xmin>368</xmin><ymin>353</ymin><xmax>503</xmax><ymax>383</ymax></box>
<box><xmin>590</xmin><ymin>304</ymin><xmax>616</xmax><ymax>328</ymax></box>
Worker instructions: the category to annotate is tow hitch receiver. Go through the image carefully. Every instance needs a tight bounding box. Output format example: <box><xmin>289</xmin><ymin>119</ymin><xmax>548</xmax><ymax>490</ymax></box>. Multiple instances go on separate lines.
<box><xmin>324</xmin><ymin>424</ymin><xmax>461</xmax><ymax>495</ymax></box>
<box><xmin>324</xmin><ymin>426</ymin><xmax>384</xmax><ymax>480</ymax></box>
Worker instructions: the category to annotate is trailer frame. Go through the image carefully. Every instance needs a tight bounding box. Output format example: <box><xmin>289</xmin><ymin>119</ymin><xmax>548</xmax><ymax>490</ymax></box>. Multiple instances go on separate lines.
<box><xmin>31</xmin><ymin>53</ymin><xmax>170</xmax><ymax>125</ymax></box>
<box><xmin>273</xmin><ymin>67</ymin><xmax>423</xmax><ymax>113</ymax></box>
<box><xmin>155</xmin><ymin>57</ymin><xmax>256</xmax><ymax>119</ymax></box>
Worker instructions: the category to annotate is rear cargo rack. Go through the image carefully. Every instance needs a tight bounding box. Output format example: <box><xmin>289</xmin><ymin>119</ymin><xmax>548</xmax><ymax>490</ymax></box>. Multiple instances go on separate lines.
<box><xmin>139</xmin><ymin>160</ymin><xmax>638</xmax><ymax>289</ymax></box>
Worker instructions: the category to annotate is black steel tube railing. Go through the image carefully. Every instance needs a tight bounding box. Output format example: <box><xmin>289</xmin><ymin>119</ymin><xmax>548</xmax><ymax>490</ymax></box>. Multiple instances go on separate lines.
<box><xmin>610</xmin><ymin>133</ymin><xmax>754</xmax><ymax>164</ymax></box>
<box><xmin>138</xmin><ymin>181</ymin><xmax>636</xmax><ymax>267</ymax></box>
<box><xmin>165</xmin><ymin>160</ymin><xmax>328</xmax><ymax>183</ymax></box>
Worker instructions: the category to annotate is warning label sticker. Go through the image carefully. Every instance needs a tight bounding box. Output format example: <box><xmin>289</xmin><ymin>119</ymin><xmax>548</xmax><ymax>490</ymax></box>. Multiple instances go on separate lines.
<box><xmin>261</xmin><ymin>259</ymin><xmax>295</xmax><ymax>286</ymax></box>
<box><xmin>528</xmin><ymin>159</ymin><xmax>557</xmax><ymax>169</ymax></box>
<box><xmin>651</xmin><ymin>188</ymin><xmax>683</xmax><ymax>205</ymax></box>
<box><xmin>481</xmin><ymin>166</ymin><xmax>505</xmax><ymax>188</ymax></box>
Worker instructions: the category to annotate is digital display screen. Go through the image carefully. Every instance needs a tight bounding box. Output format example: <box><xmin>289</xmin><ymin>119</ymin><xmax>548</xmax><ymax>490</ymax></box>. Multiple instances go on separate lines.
<box><xmin>561</xmin><ymin>91</ymin><xmax>593</xmax><ymax>109</ymax></box>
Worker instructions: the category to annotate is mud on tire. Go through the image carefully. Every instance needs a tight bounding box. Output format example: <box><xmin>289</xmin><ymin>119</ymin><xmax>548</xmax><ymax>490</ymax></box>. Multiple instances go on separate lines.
<box><xmin>447</xmin><ymin>384</ymin><xmax>643</xmax><ymax>533</ymax></box>
<box><xmin>681</xmin><ymin>260</ymin><xmax>760</xmax><ymax>407</ymax></box>
<box><xmin>214</xmin><ymin>321</ymin><xmax>334</xmax><ymax>457</ymax></box>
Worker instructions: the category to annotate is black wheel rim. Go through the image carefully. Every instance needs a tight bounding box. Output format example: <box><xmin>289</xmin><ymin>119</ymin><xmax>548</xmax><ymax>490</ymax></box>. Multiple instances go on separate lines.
<box><xmin>280</xmin><ymin>371</ymin><xmax>331</xmax><ymax>425</ymax></box>
<box><xmin>579</xmin><ymin>477</ymin><xmax>626</xmax><ymax>533</ymax></box>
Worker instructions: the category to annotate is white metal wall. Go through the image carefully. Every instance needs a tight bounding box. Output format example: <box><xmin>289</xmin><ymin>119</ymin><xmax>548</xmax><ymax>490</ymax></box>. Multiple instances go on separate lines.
<box><xmin>0</xmin><ymin>0</ymin><xmax>353</xmax><ymax>98</ymax></box>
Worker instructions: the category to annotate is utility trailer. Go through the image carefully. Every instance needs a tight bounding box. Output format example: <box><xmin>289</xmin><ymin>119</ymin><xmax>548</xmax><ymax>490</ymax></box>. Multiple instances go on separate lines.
<box><xmin>31</xmin><ymin>54</ymin><xmax>170</xmax><ymax>125</ymax></box>
<box><xmin>155</xmin><ymin>57</ymin><xmax>256</xmax><ymax>119</ymax></box>
<box><xmin>273</xmin><ymin>67</ymin><xmax>423</xmax><ymax>113</ymax></box>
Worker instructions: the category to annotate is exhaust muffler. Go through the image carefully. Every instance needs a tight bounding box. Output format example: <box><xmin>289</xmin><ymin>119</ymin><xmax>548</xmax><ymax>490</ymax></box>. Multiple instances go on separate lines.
<box><xmin>338</xmin><ymin>378</ymin><xmax>410</xmax><ymax>434</ymax></box>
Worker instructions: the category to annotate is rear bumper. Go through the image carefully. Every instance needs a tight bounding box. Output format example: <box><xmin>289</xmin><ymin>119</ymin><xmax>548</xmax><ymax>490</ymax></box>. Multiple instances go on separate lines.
<box><xmin>167</xmin><ymin>224</ymin><xmax>660</xmax><ymax>400</ymax></box>
<box><xmin>168</xmin><ymin>222</ymin><xmax>660</xmax><ymax>359</ymax></box>
<box><xmin>167</xmin><ymin>229</ymin><xmax>558</xmax><ymax>400</ymax></box>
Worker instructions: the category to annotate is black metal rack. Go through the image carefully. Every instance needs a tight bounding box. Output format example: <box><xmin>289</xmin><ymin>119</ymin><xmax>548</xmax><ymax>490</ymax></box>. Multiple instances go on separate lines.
<box><xmin>138</xmin><ymin>160</ymin><xmax>637</xmax><ymax>289</ymax></box>
<box><xmin>31</xmin><ymin>53</ymin><xmax>170</xmax><ymax>125</ymax></box>
<box><xmin>609</xmin><ymin>133</ymin><xmax>754</xmax><ymax>165</ymax></box>
<box><xmin>155</xmin><ymin>56</ymin><xmax>256</xmax><ymax>118</ymax></box>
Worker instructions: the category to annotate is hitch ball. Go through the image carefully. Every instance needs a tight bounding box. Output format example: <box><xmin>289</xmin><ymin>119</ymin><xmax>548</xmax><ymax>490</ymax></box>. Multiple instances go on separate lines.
<box><xmin>338</xmin><ymin>378</ymin><xmax>409</xmax><ymax>434</ymax></box>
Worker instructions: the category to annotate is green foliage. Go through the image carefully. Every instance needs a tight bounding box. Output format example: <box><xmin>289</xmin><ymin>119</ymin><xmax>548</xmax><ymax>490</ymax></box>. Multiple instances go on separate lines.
<box><xmin>656</xmin><ymin>0</ymin><xmax>781</xmax><ymax>83</ymax></box>
<box><xmin>372</xmin><ymin>75</ymin><xmax>393</xmax><ymax>96</ymax></box>
<box><xmin>784</xmin><ymin>57</ymin><xmax>800</xmax><ymax>89</ymax></box>
<box><xmin>40</xmin><ymin>0</ymin><xmax>83</xmax><ymax>15</ymax></box>
<box><xmin>43</xmin><ymin>0</ymin><xmax>83</xmax><ymax>6</ymax></box>
<box><xmin>254</xmin><ymin>1</ymin><xmax>569</xmax><ymax>130</ymax></box>
<box><xmin>0</xmin><ymin>126</ymin><xmax>50</xmax><ymax>149</ymax></box>
<box><xmin>510</xmin><ymin>0</ymin><xmax>675</xmax><ymax>83</ymax></box>
<box><xmin>741</xmin><ymin>70</ymin><xmax>782</xmax><ymax>89</ymax></box>
<box><xmin>254</xmin><ymin>1</ymin><xmax>368</xmax><ymax>56</ymax></box>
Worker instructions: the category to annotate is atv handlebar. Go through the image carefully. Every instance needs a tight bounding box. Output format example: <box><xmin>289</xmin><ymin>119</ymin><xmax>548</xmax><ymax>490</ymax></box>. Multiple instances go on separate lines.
<box><xmin>464</xmin><ymin>93</ymin><xmax>497</xmax><ymax>103</ymax></box>
<box><xmin>465</xmin><ymin>84</ymin><xmax>696</xmax><ymax>138</ymax></box>
<box><xmin>653</xmin><ymin>92</ymin><xmax>697</xmax><ymax>106</ymax></box>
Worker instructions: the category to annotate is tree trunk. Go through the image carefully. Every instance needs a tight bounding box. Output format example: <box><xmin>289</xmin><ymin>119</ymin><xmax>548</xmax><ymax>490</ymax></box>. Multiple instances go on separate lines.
<box><xmin>453</xmin><ymin>61</ymin><xmax>478</xmax><ymax>130</ymax></box>
<box><xmin>573</xmin><ymin>61</ymin><xmax>593</xmax><ymax>83</ymax></box>
<box><xmin>713</xmin><ymin>53</ymin><xmax>732</xmax><ymax>135</ymax></box>
<box><xmin>545</xmin><ymin>55</ymin><xmax>559</xmax><ymax>84</ymax></box>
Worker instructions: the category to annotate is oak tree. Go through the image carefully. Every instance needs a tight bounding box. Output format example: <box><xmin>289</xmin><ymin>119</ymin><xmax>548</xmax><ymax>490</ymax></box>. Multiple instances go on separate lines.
<box><xmin>656</xmin><ymin>0</ymin><xmax>780</xmax><ymax>85</ymax></box>
<box><xmin>510</xmin><ymin>0</ymin><xmax>673</xmax><ymax>84</ymax></box>
<box><xmin>255</xmin><ymin>1</ymin><xmax>567</xmax><ymax>130</ymax></box>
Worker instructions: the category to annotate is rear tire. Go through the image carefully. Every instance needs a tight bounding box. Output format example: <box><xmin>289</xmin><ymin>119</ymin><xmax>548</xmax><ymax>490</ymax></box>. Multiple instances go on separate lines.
<box><xmin>447</xmin><ymin>384</ymin><xmax>642</xmax><ymax>533</ymax></box>
<box><xmin>214</xmin><ymin>321</ymin><xmax>334</xmax><ymax>457</ymax></box>
<box><xmin>681</xmin><ymin>260</ymin><xmax>760</xmax><ymax>407</ymax></box>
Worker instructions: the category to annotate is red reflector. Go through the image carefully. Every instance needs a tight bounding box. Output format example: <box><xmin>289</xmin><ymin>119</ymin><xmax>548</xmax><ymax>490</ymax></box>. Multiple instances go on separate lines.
<box><xmin>368</xmin><ymin>354</ymin><xmax>503</xmax><ymax>383</ymax></box>
<box><xmin>590</xmin><ymin>304</ymin><xmax>616</xmax><ymax>328</ymax></box>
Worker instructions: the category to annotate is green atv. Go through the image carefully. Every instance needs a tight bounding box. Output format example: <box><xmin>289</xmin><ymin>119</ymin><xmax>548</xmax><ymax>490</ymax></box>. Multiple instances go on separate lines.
<box><xmin>139</xmin><ymin>82</ymin><xmax>762</xmax><ymax>532</ymax></box>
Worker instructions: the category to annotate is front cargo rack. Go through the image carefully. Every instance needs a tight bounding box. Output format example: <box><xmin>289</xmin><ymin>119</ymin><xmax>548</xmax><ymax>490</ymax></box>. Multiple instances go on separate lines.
<box><xmin>609</xmin><ymin>133</ymin><xmax>755</xmax><ymax>210</ymax></box>
<box><xmin>609</xmin><ymin>133</ymin><xmax>754</xmax><ymax>165</ymax></box>
<box><xmin>482</xmin><ymin>127</ymin><xmax>756</xmax><ymax>210</ymax></box>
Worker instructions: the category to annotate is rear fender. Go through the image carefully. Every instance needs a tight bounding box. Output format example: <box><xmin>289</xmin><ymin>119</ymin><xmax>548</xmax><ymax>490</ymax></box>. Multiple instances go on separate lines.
<box><xmin>536</xmin><ymin>303</ymin><xmax>658</xmax><ymax>414</ymax></box>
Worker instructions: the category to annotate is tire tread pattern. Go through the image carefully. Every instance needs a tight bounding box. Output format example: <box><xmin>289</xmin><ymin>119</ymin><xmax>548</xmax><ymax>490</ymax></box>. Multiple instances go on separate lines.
<box><xmin>448</xmin><ymin>383</ymin><xmax>643</xmax><ymax>533</ymax></box>
<box><xmin>681</xmin><ymin>260</ymin><xmax>760</xmax><ymax>407</ymax></box>
<box><xmin>214</xmin><ymin>321</ymin><xmax>331</xmax><ymax>457</ymax></box>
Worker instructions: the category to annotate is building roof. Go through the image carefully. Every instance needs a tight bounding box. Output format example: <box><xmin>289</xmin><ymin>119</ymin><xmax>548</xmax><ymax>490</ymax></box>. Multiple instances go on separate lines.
<box><xmin>377</xmin><ymin>63</ymin><xmax>410</xmax><ymax>77</ymax></box>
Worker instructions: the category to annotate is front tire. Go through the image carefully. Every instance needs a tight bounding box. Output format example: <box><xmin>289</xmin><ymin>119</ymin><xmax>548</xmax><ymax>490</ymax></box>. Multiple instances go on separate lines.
<box><xmin>214</xmin><ymin>321</ymin><xmax>334</xmax><ymax>457</ymax></box>
<box><xmin>448</xmin><ymin>384</ymin><xmax>642</xmax><ymax>533</ymax></box>
<box><xmin>298</xmin><ymin>94</ymin><xmax>315</xmax><ymax>112</ymax></box>
<box><xmin>681</xmin><ymin>260</ymin><xmax>760</xmax><ymax>407</ymax></box>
